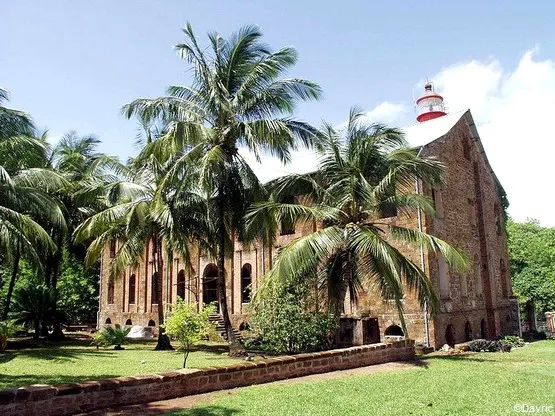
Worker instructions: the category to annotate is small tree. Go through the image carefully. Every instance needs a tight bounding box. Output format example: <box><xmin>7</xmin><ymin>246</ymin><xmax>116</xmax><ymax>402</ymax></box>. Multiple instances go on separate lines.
<box><xmin>163</xmin><ymin>301</ymin><xmax>215</xmax><ymax>368</ymax></box>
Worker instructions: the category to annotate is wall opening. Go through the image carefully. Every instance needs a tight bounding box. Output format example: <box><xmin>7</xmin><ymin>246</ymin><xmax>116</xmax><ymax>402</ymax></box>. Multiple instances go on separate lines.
<box><xmin>202</xmin><ymin>264</ymin><xmax>219</xmax><ymax>310</ymax></box>
<box><xmin>125</xmin><ymin>319</ymin><xmax>132</xmax><ymax>326</ymax></box>
<box><xmin>151</xmin><ymin>272</ymin><xmax>160</xmax><ymax>305</ymax></box>
<box><xmin>241</xmin><ymin>263</ymin><xmax>252</xmax><ymax>303</ymax></box>
<box><xmin>480</xmin><ymin>318</ymin><xmax>488</xmax><ymax>339</ymax></box>
<box><xmin>107</xmin><ymin>277</ymin><xmax>115</xmax><ymax>304</ymax></box>
<box><xmin>464</xmin><ymin>321</ymin><xmax>472</xmax><ymax>341</ymax></box>
<box><xmin>109</xmin><ymin>239</ymin><xmax>116</xmax><ymax>258</ymax></box>
<box><xmin>445</xmin><ymin>324</ymin><xmax>455</xmax><ymax>347</ymax></box>
<box><xmin>128</xmin><ymin>274</ymin><xmax>136</xmax><ymax>304</ymax></box>
<box><xmin>148</xmin><ymin>319</ymin><xmax>156</xmax><ymax>327</ymax></box>
<box><xmin>177</xmin><ymin>269</ymin><xmax>186</xmax><ymax>300</ymax></box>
<box><xmin>384</xmin><ymin>325</ymin><xmax>404</xmax><ymax>337</ymax></box>
<box><xmin>105</xmin><ymin>318</ymin><xmax>112</xmax><ymax>325</ymax></box>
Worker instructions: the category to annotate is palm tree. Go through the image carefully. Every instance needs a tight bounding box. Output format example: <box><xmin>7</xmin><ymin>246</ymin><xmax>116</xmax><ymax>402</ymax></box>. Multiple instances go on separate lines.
<box><xmin>123</xmin><ymin>24</ymin><xmax>322</xmax><ymax>353</ymax></box>
<box><xmin>0</xmin><ymin>136</ymin><xmax>67</xmax><ymax>319</ymax></box>
<box><xmin>75</xmin><ymin>156</ymin><xmax>212</xmax><ymax>350</ymax></box>
<box><xmin>0</xmin><ymin>88</ymin><xmax>34</xmax><ymax>140</ymax></box>
<box><xmin>43</xmin><ymin>131</ymin><xmax>119</xmax><ymax>338</ymax></box>
<box><xmin>246</xmin><ymin>109</ymin><xmax>468</xmax><ymax>337</ymax></box>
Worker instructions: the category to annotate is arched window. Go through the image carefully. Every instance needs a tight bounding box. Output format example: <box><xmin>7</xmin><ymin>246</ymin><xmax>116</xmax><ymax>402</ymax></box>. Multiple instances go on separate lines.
<box><xmin>148</xmin><ymin>319</ymin><xmax>156</xmax><ymax>327</ymax></box>
<box><xmin>384</xmin><ymin>325</ymin><xmax>404</xmax><ymax>337</ymax></box>
<box><xmin>464</xmin><ymin>321</ymin><xmax>472</xmax><ymax>341</ymax></box>
<box><xmin>125</xmin><ymin>319</ymin><xmax>132</xmax><ymax>326</ymax></box>
<box><xmin>105</xmin><ymin>317</ymin><xmax>112</xmax><ymax>325</ymax></box>
<box><xmin>128</xmin><ymin>274</ymin><xmax>136</xmax><ymax>304</ymax></box>
<box><xmin>151</xmin><ymin>272</ymin><xmax>160</xmax><ymax>304</ymax></box>
<box><xmin>202</xmin><ymin>264</ymin><xmax>219</xmax><ymax>309</ymax></box>
<box><xmin>109</xmin><ymin>240</ymin><xmax>117</xmax><ymax>258</ymax></box>
<box><xmin>241</xmin><ymin>264</ymin><xmax>252</xmax><ymax>303</ymax></box>
<box><xmin>500</xmin><ymin>259</ymin><xmax>508</xmax><ymax>298</ymax></box>
<box><xmin>280</xmin><ymin>195</ymin><xmax>296</xmax><ymax>235</ymax></box>
<box><xmin>107</xmin><ymin>277</ymin><xmax>115</xmax><ymax>304</ymax></box>
<box><xmin>177</xmin><ymin>270</ymin><xmax>186</xmax><ymax>300</ymax></box>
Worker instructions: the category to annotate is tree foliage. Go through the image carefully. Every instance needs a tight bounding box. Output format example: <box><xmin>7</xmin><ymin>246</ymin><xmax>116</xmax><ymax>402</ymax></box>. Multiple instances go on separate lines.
<box><xmin>507</xmin><ymin>218</ymin><xmax>555</xmax><ymax>315</ymax></box>
<box><xmin>248</xmin><ymin>285</ymin><xmax>336</xmax><ymax>354</ymax></box>
<box><xmin>163</xmin><ymin>300</ymin><xmax>215</xmax><ymax>367</ymax></box>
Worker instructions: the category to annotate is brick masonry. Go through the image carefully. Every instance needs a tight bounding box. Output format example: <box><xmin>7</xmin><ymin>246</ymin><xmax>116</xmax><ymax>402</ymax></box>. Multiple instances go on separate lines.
<box><xmin>98</xmin><ymin>110</ymin><xmax>518</xmax><ymax>348</ymax></box>
<box><xmin>0</xmin><ymin>340</ymin><xmax>414</xmax><ymax>416</ymax></box>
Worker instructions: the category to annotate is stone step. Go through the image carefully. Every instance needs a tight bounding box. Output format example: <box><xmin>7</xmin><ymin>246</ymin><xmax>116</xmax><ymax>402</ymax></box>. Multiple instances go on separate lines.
<box><xmin>208</xmin><ymin>314</ymin><xmax>243</xmax><ymax>341</ymax></box>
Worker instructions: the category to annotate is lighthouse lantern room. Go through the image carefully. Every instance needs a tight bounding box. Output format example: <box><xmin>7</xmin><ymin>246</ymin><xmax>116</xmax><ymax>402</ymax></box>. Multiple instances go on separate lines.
<box><xmin>416</xmin><ymin>81</ymin><xmax>447</xmax><ymax>122</ymax></box>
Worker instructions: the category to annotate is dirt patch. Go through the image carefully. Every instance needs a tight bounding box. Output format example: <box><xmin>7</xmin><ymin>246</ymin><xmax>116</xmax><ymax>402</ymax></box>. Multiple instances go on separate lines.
<box><xmin>82</xmin><ymin>360</ymin><xmax>420</xmax><ymax>415</ymax></box>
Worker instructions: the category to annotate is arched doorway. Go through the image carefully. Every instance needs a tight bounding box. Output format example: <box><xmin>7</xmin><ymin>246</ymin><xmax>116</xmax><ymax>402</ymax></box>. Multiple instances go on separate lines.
<box><xmin>203</xmin><ymin>264</ymin><xmax>219</xmax><ymax>310</ymax></box>
<box><xmin>177</xmin><ymin>270</ymin><xmax>186</xmax><ymax>300</ymax></box>
<box><xmin>125</xmin><ymin>319</ymin><xmax>132</xmax><ymax>326</ymax></box>
<box><xmin>148</xmin><ymin>319</ymin><xmax>156</xmax><ymax>327</ymax></box>
<box><xmin>105</xmin><ymin>317</ymin><xmax>112</xmax><ymax>325</ymax></box>
<box><xmin>480</xmin><ymin>319</ymin><xmax>488</xmax><ymax>339</ymax></box>
<box><xmin>464</xmin><ymin>321</ymin><xmax>472</xmax><ymax>341</ymax></box>
<box><xmin>241</xmin><ymin>264</ymin><xmax>252</xmax><ymax>303</ymax></box>
<box><xmin>445</xmin><ymin>324</ymin><xmax>455</xmax><ymax>347</ymax></box>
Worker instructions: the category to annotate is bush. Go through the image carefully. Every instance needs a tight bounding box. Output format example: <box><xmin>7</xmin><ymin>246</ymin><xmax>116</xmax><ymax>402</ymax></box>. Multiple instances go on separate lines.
<box><xmin>100</xmin><ymin>326</ymin><xmax>131</xmax><ymax>350</ymax></box>
<box><xmin>522</xmin><ymin>330</ymin><xmax>547</xmax><ymax>341</ymax></box>
<box><xmin>501</xmin><ymin>335</ymin><xmax>525</xmax><ymax>348</ymax></box>
<box><xmin>0</xmin><ymin>320</ymin><xmax>21</xmax><ymax>352</ymax></box>
<box><xmin>249</xmin><ymin>292</ymin><xmax>336</xmax><ymax>354</ymax></box>
<box><xmin>468</xmin><ymin>339</ymin><xmax>511</xmax><ymax>353</ymax></box>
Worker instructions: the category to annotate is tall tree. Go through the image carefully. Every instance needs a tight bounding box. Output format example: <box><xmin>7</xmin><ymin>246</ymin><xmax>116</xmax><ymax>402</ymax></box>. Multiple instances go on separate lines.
<box><xmin>0</xmin><ymin>136</ymin><xmax>67</xmax><ymax>319</ymax></box>
<box><xmin>507</xmin><ymin>218</ymin><xmax>555</xmax><ymax>316</ymax></box>
<box><xmin>246</xmin><ymin>109</ymin><xmax>467</xmax><ymax>336</ymax></box>
<box><xmin>75</xmin><ymin>156</ymin><xmax>212</xmax><ymax>350</ymax></box>
<box><xmin>123</xmin><ymin>24</ymin><xmax>321</xmax><ymax>353</ymax></box>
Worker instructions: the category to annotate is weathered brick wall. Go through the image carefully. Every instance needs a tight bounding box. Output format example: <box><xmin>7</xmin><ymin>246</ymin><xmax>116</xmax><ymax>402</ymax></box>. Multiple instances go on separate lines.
<box><xmin>421</xmin><ymin>117</ymin><xmax>515</xmax><ymax>346</ymax></box>
<box><xmin>0</xmin><ymin>340</ymin><xmax>414</xmax><ymax>416</ymax></box>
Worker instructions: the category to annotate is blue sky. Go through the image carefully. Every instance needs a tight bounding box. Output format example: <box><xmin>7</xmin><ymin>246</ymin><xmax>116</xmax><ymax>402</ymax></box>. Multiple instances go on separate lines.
<box><xmin>3</xmin><ymin>1</ymin><xmax>555</xmax><ymax>225</ymax></box>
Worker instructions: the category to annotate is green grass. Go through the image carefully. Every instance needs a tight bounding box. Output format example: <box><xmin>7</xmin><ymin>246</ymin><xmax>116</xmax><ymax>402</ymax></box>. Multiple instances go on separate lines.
<box><xmin>0</xmin><ymin>337</ymin><xmax>240</xmax><ymax>390</ymax></box>
<box><xmin>172</xmin><ymin>341</ymin><xmax>555</xmax><ymax>416</ymax></box>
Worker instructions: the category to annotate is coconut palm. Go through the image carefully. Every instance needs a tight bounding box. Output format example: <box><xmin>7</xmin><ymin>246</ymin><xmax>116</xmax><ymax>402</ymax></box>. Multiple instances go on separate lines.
<box><xmin>0</xmin><ymin>136</ymin><xmax>67</xmax><ymax>319</ymax></box>
<box><xmin>75</xmin><ymin>156</ymin><xmax>213</xmax><ymax>350</ymax></box>
<box><xmin>246</xmin><ymin>109</ymin><xmax>468</xmax><ymax>336</ymax></box>
<box><xmin>123</xmin><ymin>24</ymin><xmax>322</xmax><ymax>353</ymax></box>
<box><xmin>0</xmin><ymin>88</ymin><xmax>34</xmax><ymax>141</ymax></box>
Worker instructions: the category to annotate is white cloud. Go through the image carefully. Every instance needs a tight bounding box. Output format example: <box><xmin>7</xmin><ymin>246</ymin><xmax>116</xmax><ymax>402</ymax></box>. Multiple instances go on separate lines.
<box><xmin>249</xmin><ymin>48</ymin><xmax>555</xmax><ymax>226</ymax></box>
<box><xmin>430</xmin><ymin>48</ymin><xmax>555</xmax><ymax>226</ymax></box>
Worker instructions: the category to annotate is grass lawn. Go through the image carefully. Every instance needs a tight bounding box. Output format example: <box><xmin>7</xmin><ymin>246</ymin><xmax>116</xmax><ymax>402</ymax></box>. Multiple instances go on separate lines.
<box><xmin>172</xmin><ymin>340</ymin><xmax>555</xmax><ymax>416</ymax></box>
<box><xmin>0</xmin><ymin>336</ymin><xmax>240</xmax><ymax>390</ymax></box>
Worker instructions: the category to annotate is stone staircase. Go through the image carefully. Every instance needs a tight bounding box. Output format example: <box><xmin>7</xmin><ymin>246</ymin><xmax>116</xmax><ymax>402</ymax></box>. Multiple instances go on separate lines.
<box><xmin>209</xmin><ymin>313</ymin><xmax>243</xmax><ymax>342</ymax></box>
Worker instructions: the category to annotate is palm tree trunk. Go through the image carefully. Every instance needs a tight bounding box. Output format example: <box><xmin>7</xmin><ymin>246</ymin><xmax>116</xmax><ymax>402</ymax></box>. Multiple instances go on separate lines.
<box><xmin>154</xmin><ymin>236</ymin><xmax>173</xmax><ymax>350</ymax></box>
<box><xmin>49</xmin><ymin>236</ymin><xmax>65</xmax><ymax>340</ymax></box>
<box><xmin>216</xmin><ymin>188</ymin><xmax>244</xmax><ymax>356</ymax></box>
<box><xmin>2</xmin><ymin>242</ymin><xmax>21</xmax><ymax>320</ymax></box>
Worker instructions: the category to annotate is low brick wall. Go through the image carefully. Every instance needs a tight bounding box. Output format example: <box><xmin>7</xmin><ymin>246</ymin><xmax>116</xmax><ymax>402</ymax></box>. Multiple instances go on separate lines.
<box><xmin>0</xmin><ymin>340</ymin><xmax>414</xmax><ymax>416</ymax></box>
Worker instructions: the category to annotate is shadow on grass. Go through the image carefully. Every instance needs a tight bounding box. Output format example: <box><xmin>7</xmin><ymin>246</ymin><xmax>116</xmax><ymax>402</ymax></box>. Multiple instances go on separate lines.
<box><xmin>0</xmin><ymin>373</ymin><xmax>121</xmax><ymax>390</ymax></box>
<box><xmin>166</xmin><ymin>406</ymin><xmax>241</xmax><ymax>416</ymax></box>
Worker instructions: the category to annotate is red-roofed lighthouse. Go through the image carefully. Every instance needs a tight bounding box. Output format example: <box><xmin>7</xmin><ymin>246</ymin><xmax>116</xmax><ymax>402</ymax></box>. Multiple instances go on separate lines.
<box><xmin>416</xmin><ymin>81</ymin><xmax>447</xmax><ymax>122</ymax></box>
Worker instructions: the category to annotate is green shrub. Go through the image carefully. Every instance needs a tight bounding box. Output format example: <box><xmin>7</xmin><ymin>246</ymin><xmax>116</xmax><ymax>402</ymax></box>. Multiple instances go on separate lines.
<box><xmin>468</xmin><ymin>339</ymin><xmax>511</xmax><ymax>353</ymax></box>
<box><xmin>101</xmin><ymin>326</ymin><xmax>131</xmax><ymax>350</ymax></box>
<box><xmin>249</xmin><ymin>292</ymin><xmax>336</xmax><ymax>354</ymax></box>
<box><xmin>501</xmin><ymin>335</ymin><xmax>525</xmax><ymax>348</ymax></box>
<box><xmin>0</xmin><ymin>320</ymin><xmax>21</xmax><ymax>352</ymax></box>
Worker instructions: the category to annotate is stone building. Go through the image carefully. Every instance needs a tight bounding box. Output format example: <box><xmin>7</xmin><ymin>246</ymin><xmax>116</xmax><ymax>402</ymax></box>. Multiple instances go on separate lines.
<box><xmin>98</xmin><ymin>84</ymin><xmax>519</xmax><ymax>348</ymax></box>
